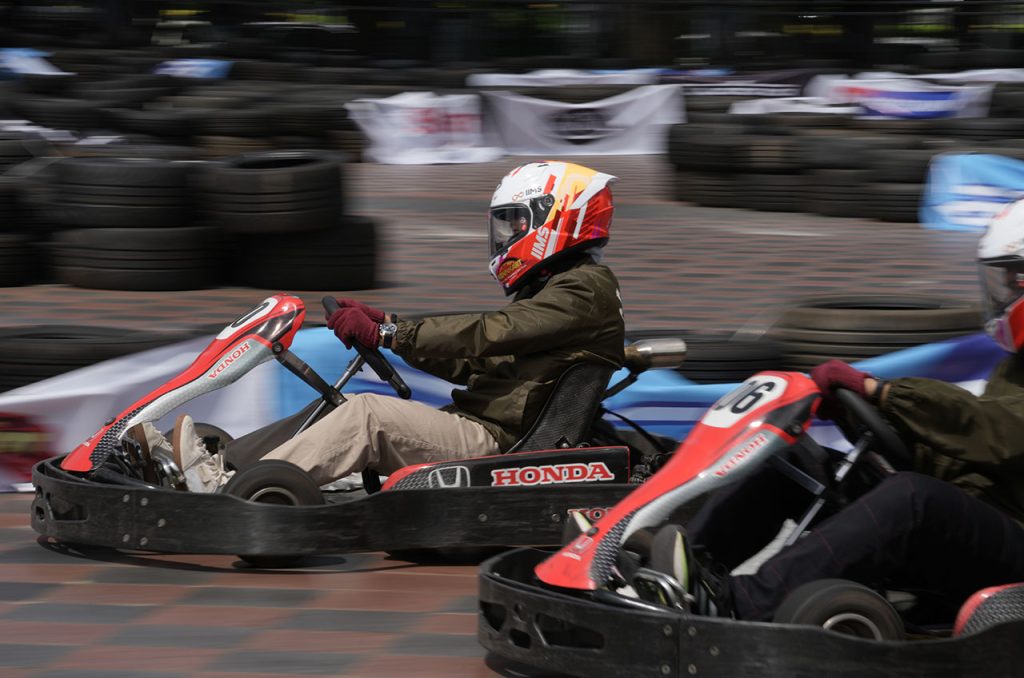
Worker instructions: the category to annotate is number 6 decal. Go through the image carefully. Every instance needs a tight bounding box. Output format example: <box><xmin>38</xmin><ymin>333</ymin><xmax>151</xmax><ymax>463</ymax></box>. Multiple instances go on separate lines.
<box><xmin>703</xmin><ymin>375</ymin><xmax>788</xmax><ymax>429</ymax></box>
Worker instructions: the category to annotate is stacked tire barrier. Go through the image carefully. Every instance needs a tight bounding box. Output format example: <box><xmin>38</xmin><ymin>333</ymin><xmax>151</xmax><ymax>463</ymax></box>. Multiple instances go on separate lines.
<box><xmin>0</xmin><ymin>326</ymin><xmax>203</xmax><ymax>393</ymax></box>
<box><xmin>201</xmin><ymin>150</ymin><xmax>376</xmax><ymax>290</ymax></box>
<box><xmin>46</xmin><ymin>156</ymin><xmax>214</xmax><ymax>291</ymax></box>
<box><xmin>0</xmin><ymin>147</ymin><xmax>376</xmax><ymax>292</ymax></box>
<box><xmin>767</xmin><ymin>295</ymin><xmax>984</xmax><ymax>371</ymax></box>
<box><xmin>668</xmin><ymin>109</ymin><xmax>1024</xmax><ymax>223</ymax></box>
<box><xmin>626</xmin><ymin>329</ymin><xmax>786</xmax><ymax>384</ymax></box>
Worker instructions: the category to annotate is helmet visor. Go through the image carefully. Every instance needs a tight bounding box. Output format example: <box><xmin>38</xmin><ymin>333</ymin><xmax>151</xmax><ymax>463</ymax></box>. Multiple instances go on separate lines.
<box><xmin>980</xmin><ymin>260</ymin><xmax>1024</xmax><ymax>318</ymax></box>
<box><xmin>489</xmin><ymin>204</ymin><xmax>533</xmax><ymax>255</ymax></box>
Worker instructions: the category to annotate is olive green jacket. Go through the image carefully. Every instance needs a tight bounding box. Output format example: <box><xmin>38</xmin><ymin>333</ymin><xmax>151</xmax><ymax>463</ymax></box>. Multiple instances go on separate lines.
<box><xmin>391</xmin><ymin>257</ymin><xmax>625</xmax><ymax>450</ymax></box>
<box><xmin>881</xmin><ymin>353</ymin><xmax>1024</xmax><ymax>524</ymax></box>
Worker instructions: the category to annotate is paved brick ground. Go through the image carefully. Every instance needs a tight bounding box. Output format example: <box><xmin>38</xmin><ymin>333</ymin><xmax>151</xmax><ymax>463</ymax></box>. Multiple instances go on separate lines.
<box><xmin>1</xmin><ymin>493</ymin><xmax>507</xmax><ymax>677</ymax></box>
<box><xmin>0</xmin><ymin>155</ymin><xmax>989</xmax><ymax>676</ymax></box>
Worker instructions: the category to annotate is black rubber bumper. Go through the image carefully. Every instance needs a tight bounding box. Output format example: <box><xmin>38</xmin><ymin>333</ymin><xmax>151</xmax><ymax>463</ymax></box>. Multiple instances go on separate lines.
<box><xmin>478</xmin><ymin>548</ymin><xmax>1024</xmax><ymax>678</ymax></box>
<box><xmin>31</xmin><ymin>457</ymin><xmax>635</xmax><ymax>556</ymax></box>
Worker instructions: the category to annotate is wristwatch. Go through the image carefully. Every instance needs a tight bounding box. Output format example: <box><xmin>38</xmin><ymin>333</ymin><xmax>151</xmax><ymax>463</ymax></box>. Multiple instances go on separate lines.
<box><xmin>378</xmin><ymin>322</ymin><xmax>398</xmax><ymax>349</ymax></box>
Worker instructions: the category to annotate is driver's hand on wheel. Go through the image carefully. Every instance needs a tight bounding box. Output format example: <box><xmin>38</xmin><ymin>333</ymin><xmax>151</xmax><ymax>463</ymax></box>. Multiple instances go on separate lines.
<box><xmin>325</xmin><ymin>298</ymin><xmax>386</xmax><ymax>323</ymax></box>
<box><xmin>810</xmin><ymin>359</ymin><xmax>874</xmax><ymax>420</ymax></box>
<box><xmin>327</xmin><ymin>306</ymin><xmax>380</xmax><ymax>349</ymax></box>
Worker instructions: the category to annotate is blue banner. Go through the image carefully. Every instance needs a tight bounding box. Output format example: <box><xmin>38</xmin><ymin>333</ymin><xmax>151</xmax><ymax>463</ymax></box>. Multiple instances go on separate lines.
<box><xmin>921</xmin><ymin>153</ymin><xmax>1024</xmax><ymax>232</ymax></box>
<box><xmin>154</xmin><ymin>59</ymin><xmax>233</xmax><ymax>79</ymax></box>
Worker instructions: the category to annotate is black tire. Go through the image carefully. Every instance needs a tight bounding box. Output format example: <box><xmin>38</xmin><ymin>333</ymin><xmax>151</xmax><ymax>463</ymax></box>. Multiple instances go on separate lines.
<box><xmin>673</xmin><ymin>171</ymin><xmax>737</xmax><ymax>208</ymax></box>
<box><xmin>55</xmin><ymin>156</ymin><xmax>192</xmax><ymax>188</ymax></box>
<box><xmin>202</xmin><ymin>150</ymin><xmax>343</xmax><ymax>194</ymax></box>
<box><xmin>0</xmin><ymin>326</ymin><xmax>192</xmax><ymax>392</ymax></box>
<box><xmin>769</xmin><ymin>295</ymin><xmax>982</xmax><ymax>371</ymax></box>
<box><xmin>773</xmin><ymin>579</ymin><xmax>905</xmax><ymax>641</ymax></box>
<box><xmin>0</xmin><ymin>233</ymin><xmax>36</xmax><ymax>286</ymax></box>
<box><xmin>222</xmin><ymin>460</ymin><xmax>324</xmax><ymax>568</ymax></box>
<box><xmin>48</xmin><ymin>225</ymin><xmax>220</xmax><ymax>291</ymax></box>
<box><xmin>736</xmin><ymin>173</ymin><xmax>803</xmax><ymax>212</ymax></box>
<box><xmin>863</xmin><ymin>183</ymin><xmax>923</xmax><ymax>223</ymax></box>
<box><xmin>232</xmin><ymin>215</ymin><xmax>377</xmax><ymax>290</ymax></box>
<box><xmin>626</xmin><ymin>329</ymin><xmax>784</xmax><ymax>384</ymax></box>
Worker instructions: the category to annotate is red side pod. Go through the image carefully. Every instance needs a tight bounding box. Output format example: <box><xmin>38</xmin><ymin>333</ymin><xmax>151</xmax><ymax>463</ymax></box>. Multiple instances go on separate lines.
<box><xmin>954</xmin><ymin>583</ymin><xmax>1024</xmax><ymax>636</ymax></box>
<box><xmin>61</xmin><ymin>295</ymin><xmax>305</xmax><ymax>473</ymax></box>
<box><xmin>535</xmin><ymin>372</ymin><xmax>820</xmax><ymax>591</ymax></box>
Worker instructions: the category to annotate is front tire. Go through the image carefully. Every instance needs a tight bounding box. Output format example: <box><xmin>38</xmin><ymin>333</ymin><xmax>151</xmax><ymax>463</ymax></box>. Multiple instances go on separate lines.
<box><xmin>773</xmin><ymin>579</ymin><xmax>905</xmax><ymax>641</ymax></box>
<box><xmin>222</xmin><ymin>460</ymin><xmax>324</xmax><ymax>568</ymax></box>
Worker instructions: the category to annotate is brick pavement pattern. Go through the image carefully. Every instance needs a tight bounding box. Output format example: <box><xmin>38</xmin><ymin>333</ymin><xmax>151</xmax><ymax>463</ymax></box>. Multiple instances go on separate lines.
<box><xmin>0</xmin><ymin>155</ymin><xmax>989</xmax><ymax>675</ymax></box>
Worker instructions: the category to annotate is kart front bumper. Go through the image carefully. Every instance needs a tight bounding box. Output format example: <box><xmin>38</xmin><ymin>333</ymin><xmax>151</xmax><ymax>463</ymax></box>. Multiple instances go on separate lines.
<box><xmin>478</xmin><ymin>548</ymin><xmax>1024</xmax><ymax>678</ymax></box>
<box><xmin>31</xmin><ymin>457</ymin><xmax>635</xmax><ymax>557</ymax></box>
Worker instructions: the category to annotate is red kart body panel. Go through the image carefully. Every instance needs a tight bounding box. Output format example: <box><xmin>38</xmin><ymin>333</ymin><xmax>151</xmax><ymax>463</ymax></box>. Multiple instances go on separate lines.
<box><xmin>62</xmin><ymin>295</ymin><xmax>306</xmax><ymax>473</ymax></box>
<box><xmin>536</xmin><ymin>371</ymin><xmax>821</xmax><ymax>591</ymax></box>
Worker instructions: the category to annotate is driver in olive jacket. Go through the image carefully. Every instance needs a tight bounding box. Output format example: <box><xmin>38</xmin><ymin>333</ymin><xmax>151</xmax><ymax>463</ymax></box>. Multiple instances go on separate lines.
<box><xmin>135</xmin><ymin>162</ymin><xmax>625</xmax><ymax>495</ymax></box>
<box><xmin>684</xmin><ymin>209</ymin><xmax>1024</xmax><ymax>622</ymax></box>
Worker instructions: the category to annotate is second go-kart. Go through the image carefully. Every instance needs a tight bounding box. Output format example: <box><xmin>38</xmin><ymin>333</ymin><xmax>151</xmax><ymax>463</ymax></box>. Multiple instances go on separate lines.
<box><xmin>31</xmin><ymin>293</ymin><xmax>686</xmax><ymax>564</ymax></box>
<box><xmin>478</xmin><ymin>371</ymin><xmax>1024</xmax><ymax>677</ymax></box>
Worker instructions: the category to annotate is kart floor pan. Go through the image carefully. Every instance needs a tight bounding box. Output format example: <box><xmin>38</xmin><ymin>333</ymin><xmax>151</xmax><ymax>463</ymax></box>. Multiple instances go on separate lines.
<box><xmin>478</xmin><ymin>548</ymin><xmax>1024</xmax><ymax>678</ymax></box>
<box><xmin>31</xmin><ymin>458</ymin><xmax>636</xmax><ymax>557</ymax></box>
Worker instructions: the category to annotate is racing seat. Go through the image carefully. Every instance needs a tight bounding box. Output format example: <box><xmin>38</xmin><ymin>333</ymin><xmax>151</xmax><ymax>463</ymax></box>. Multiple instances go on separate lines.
<box><xmin>358</xmin><ymin>361</ymin><xmax>615</xmax><ymax>493</ymax></box>
<box><xmin>506</xmin><ymin>361</ymin><xmax>615</xmax><ymax>453</ymax></box>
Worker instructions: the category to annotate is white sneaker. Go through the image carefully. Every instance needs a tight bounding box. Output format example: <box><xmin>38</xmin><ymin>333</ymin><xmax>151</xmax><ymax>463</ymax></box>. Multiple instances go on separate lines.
<box><xmin>125</xmin><ymin>422</ymin><xmax>175</xmax><ymax>483</ymax></box>
<box><xmin>127</xmin><ymin>422</ymin><xmax>175</xmax><ymax>459</ymax></box>
<box><xmin>171</xmin><ymin>414</ymin><xmax>234</xmax><ymax>493</ymax></box>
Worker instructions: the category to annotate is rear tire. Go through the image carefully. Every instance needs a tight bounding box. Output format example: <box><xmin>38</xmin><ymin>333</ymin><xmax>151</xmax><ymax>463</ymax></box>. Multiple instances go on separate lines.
<box><xmin>773</xmin><ymin>579</ymin><xmax>905</xmax><ymax>641</ymax></box>
<box><xmin>222</xmin><ymin>460</ymin><xmax>324</xmax><ymax>568</ymax></box>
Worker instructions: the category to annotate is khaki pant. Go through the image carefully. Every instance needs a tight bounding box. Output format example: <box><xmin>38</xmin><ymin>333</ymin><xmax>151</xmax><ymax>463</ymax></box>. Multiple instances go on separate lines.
<box><xmin>261</xmin><ymin>393</ymin><xmax>500</xmax><ymax>486</ymax></box>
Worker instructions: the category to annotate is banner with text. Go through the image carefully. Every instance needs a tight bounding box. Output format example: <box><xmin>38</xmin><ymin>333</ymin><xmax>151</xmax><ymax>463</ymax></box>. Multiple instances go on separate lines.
<box><xmin>809</xmin><ymin>76</ymin><xmax>993</xmax><ymax>118</ymax></box>
<box><xmin>921</xmin><ymin>153</ymin><xmax>1024</xmax><ymax>232</ymax></box>
<box><xmin>483</xmin><ymin>84</ymin><xmax>683</xmax><ymax>156</ymax></box>
<box><xmin>345</xmin><ymin>91</ymin><xmax>503</xmax><ymax>165</ymax></box>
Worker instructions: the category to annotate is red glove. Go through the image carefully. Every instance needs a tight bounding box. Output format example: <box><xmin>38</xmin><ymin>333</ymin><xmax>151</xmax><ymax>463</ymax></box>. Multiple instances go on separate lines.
<box><xmin>325</xmin><ymin>298</ymin><xmax>385</xmax><ymax>324</ymax></box>
<box><xmin>326</xmin><ymin>307</ymin><xmax>380</xmax><ymax>350</ymax></box>
<box><xmin>810</xmin><ymin>359</ymin><xmax>872</xmax><ymax>420</ymax></box>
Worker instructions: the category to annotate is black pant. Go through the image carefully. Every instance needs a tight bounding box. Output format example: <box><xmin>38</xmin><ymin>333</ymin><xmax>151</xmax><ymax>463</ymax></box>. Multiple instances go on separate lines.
<box><xmin>689</xmin><ymin>468</ymin><xmax>1024</xmax><ymax>622</ymax></box>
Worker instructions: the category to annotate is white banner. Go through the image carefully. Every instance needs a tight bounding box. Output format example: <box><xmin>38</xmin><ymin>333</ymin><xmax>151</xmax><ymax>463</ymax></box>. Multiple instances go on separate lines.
<box><xmin>729</xmin><ymin>96</ymin><xmax>861</xmax><ymax>116</ymax></box>
<box><xmin>483</xmin><ymin>84</ymin><xmax>684</xmax><ymax>156</ymax></box>
<box><xmin>858</xmin><ymin>68</ymin><xmax>1024</xmax><ymax>84</ymax></box>
<box><xmin>807</xmin><ymin>75</ymin><xmax>993</xmax><ymax>118</ymax></box>
<box><xmin>345</xmin><ymin>91</ymin><xmax>503</xmax><ymax>165</ymax></box>
<box><xmin>467</xmin><ymin>68</ymin><xmax>661</xmax><ymax>87</ymax></box>
<box><xmin>0</xmin><ymin>48</ymin><xmax>66</xmax><ymax>76</ymax></box>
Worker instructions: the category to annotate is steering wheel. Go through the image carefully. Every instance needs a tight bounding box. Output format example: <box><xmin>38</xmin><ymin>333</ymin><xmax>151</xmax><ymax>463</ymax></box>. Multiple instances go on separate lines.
<box><xmin>834</xmin><ymin>388</ymin><xmax>912</xmax><ymax>470</ymax></box>
<box><xmin>322</xmin><ymin>297</ymin><xmax>411</xmax><ymax>400</ymax></box>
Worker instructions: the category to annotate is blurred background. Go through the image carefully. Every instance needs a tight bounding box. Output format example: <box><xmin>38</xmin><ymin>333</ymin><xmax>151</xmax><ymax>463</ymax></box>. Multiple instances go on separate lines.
<box><xmin>1</xmin><ymin>0</ymin><xmax>1024</xmax><ymax>69</ymax></box>
<box><xmin>0</xmin><ymin>4</ymin><xmax>1021</xmax><ymax>676</ymax></box>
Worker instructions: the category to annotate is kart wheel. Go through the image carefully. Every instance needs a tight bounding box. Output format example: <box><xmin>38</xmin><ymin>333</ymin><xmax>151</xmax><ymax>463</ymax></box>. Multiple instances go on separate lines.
<box><xmin>222</xmin><ymin>460</ymin><xmax>324</xmax><ymax>568</ymax></box>
<box><xmin>773</xmin><ymin>579</ymin><xmax>905</xmax><ymax>641</ymax></box>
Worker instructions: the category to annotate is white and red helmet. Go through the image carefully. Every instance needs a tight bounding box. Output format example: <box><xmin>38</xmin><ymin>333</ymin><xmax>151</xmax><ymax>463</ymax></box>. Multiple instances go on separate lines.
<box><xmin>488</xmin><ymin>161</ymin><xmax>616</xmax><ymax>295</ymax></box>
<box><xmin>978</xmin><ymin>200</ymin><xmax>1024</xmax><ymax>352</ymax></box>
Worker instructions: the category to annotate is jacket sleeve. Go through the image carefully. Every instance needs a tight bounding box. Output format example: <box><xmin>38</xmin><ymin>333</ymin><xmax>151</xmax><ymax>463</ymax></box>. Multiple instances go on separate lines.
<box><xmin>881</xmin><ymin>376</ymin><xmax>1024</xmax><ymax>465</ymax></box>
<box><xmin>392</xmin><ymin>269</ymin><xmax>618</xmax><ymax>360</ymax></box>
<box><xmin>399</xmin><ymin>353</ymin><xmax>508</xmax><ymax>385</ymax></box>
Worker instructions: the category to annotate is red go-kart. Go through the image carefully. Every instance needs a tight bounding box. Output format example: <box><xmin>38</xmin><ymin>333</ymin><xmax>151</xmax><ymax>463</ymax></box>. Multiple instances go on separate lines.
<box><xmin>32</xmin><ymin>294</ymin><xmax>684</xmax><ymax>566</ymax></box>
